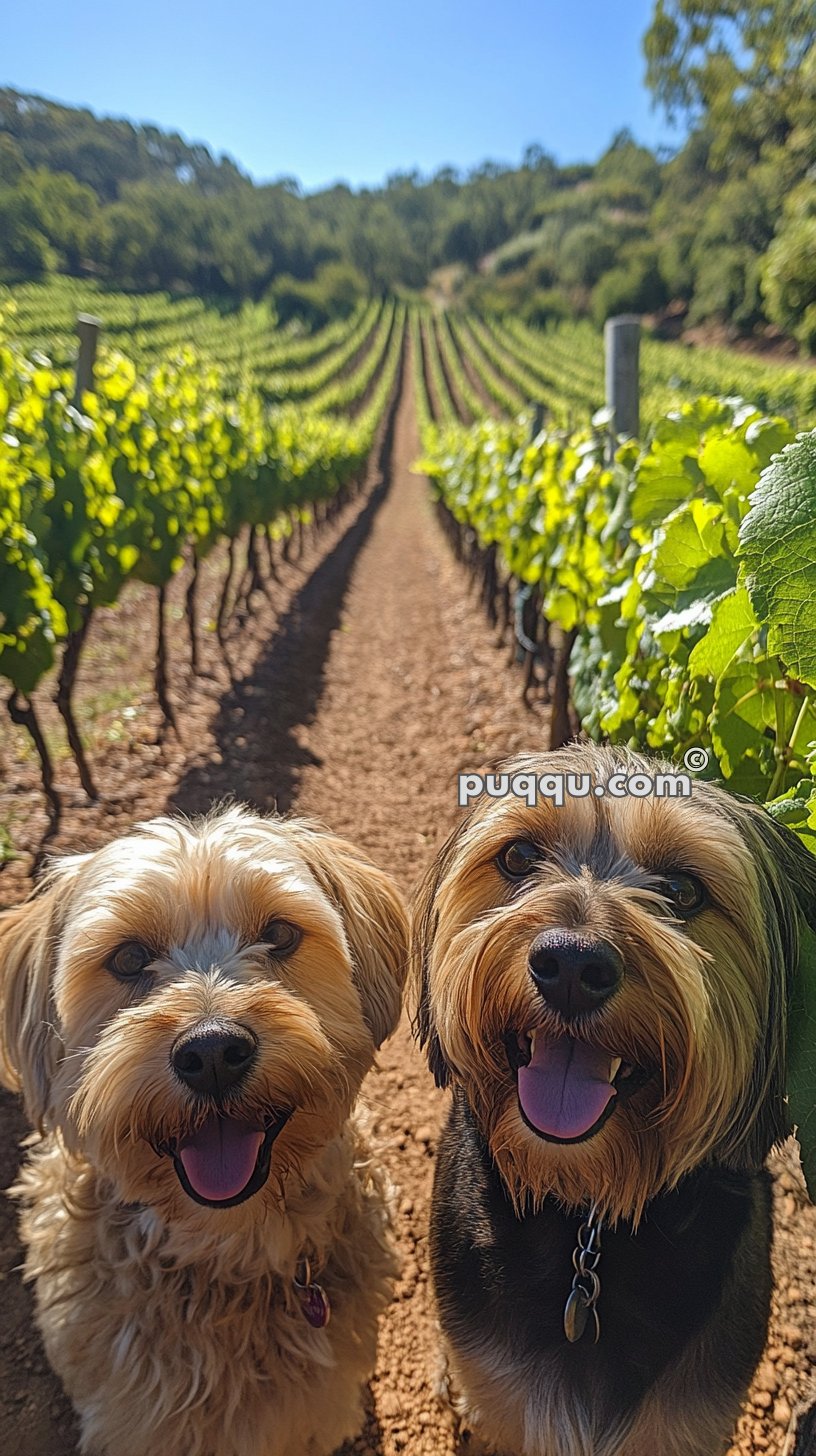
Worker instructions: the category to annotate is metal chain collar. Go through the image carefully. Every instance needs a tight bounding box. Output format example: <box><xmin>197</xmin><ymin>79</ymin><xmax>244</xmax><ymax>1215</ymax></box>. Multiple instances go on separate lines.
<box><xmin>563</xmin><ymin>1203</ymin><xmax>603</xmax><ymax>1344</ymax></box>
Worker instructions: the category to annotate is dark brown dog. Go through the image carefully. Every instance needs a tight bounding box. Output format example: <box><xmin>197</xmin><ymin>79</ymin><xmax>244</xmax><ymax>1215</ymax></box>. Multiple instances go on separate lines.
<box><xmin>413</xmin><ymin>747</ymin><xmax>815</xmax><ymax>1456</ymax></box>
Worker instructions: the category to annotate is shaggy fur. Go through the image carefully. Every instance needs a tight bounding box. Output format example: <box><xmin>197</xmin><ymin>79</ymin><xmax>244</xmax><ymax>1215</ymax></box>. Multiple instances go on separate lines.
<box><xmin>0</xmin><ymin>807</ymin><xmax>409</xmax><ymax>1456</ymax></box>
<box><xmin>413</xmin><ymin>746</ymin><xmax>816</xmax><ymax>1456</ymax></box>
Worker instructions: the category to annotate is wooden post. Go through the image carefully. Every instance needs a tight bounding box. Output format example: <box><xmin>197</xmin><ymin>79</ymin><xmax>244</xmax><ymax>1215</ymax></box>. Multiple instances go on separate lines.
<box><xmin>75</xmin><ymin>314</ymin><xmax>101</xmax><ymax>405</ymax></box>
<box><xmin>530</xmin><ymin>401</ymin><xmax>545</xmax><ymax>439</ymax></box>
<box><xmin>604</xmin><ymin>315</ymin><xmax>640</xmax><ymax>450</ymax></box>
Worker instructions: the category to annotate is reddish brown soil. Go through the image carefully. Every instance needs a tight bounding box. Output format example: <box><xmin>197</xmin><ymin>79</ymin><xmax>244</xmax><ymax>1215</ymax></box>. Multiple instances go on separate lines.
<box><xmin>0</xmin><ymin>356</ymin><xmax>814</xmax><ymax>1456</ymax></box>
<box><xmin>680</xmin><ymin>323</ymin><xmax>814</xmax><ymax>365</ymax></box>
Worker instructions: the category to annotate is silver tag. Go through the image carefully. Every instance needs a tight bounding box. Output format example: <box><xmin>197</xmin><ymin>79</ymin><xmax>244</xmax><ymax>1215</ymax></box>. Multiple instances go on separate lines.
<box><xmin>564</xmin><ymin>1286</ymin><xmax>600</xmax><ymax>1344</ymax></box>
<box><xmin>564</xmin><ymin>1286</ymin><xmax>589</xmax><ymax>1342</ymax></box>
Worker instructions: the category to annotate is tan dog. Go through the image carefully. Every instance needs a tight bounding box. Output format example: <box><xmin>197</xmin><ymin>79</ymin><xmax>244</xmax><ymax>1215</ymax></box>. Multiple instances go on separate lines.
<box><xmin>0</xmin><ymin>806</ymin><xmax>408</xmax><ymax>1456</ymax></box>
<box><xmin>413</xmin><ymin>747</ymin><xmax>815</xmax><ymax>1456</ymax></box>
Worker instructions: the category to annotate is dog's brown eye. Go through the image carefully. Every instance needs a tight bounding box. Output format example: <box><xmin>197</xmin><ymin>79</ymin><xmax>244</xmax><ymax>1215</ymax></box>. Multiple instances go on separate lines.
<box><xmin>259</xmin><ymin>920</ymin><xmax>301</xmax><ymax>955</ymax></box>
<box><xmin>661</xmin><ymin>873</ymin><xmax>706</xmax><ymax>917</ymax></box>
<box><xmin>497</xmin><ymin>839</ymin><xmax>541</xmax><ymax>880</ymax></box>
<box><xmin>107</xmin><ymin>941</ymin><xmax>153</xmax><ymax>980</ymax></box>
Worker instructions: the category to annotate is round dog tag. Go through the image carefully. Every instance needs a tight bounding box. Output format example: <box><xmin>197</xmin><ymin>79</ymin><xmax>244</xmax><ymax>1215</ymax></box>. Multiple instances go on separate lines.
<box><xmin>564</xmin><ymin>1287</ymin><xmax>600</xmax><ymax>1344</ymax></box>
<box><xmin>293</xmin><ymin>1256</ymin><xmax>332</xmax><ymax>1328</ymax></box>
<box><xmin>299</xmin><ymin>1281</ymin><xmax>331</xmax><ymax>1328</ymax></box>
<box><xmin>564</xmin><ymin>1287</ymin><xmax>590</xmax><ymax>1342</ymax></box>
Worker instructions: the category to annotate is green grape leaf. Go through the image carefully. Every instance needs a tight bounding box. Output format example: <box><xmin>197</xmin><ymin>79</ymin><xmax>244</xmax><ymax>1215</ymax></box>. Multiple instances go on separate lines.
<box><xmin>699</xmin><ymin>435</ymin><xmax>756</xmax><ymax>499</ymax></box>
<box><xmin>687</xmin><ymin>587</ymin><xmax>757</xmax><ymax>680</ymax></box>
<box><xmin>652</xmin><ymin>599</ymin><xmax>713</xmax><ymax>642</ymax></box>
<box><xmin>740</xmin><ymin>431</ymin><xmax>816</xmax><ymax>689</ymax></box>
<box><xmin>710</xmin><ymin>655</ymin><xmax>775</xmax><ymax>793</ymax></box>
<box><xmin>653</xmin><ymin>501</ymin><xmax>734</xmax><ymax>599</ymax></box>
<box><xmin>744</xmin><ymin>416</ymin><xmax>795</xmax><ymax>470</ymax></box>
<box><xmin>630</xmin><ymin>472</ymin><xmax>693</xmax><ymax>528</ymax></box>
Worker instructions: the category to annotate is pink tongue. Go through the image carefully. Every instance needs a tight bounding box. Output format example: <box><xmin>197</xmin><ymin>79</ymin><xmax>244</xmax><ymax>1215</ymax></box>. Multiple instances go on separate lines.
<box><xmin>178</xmin><ymin>1115</ymin><xmax>264</xmax><ymax>1202</ymax></box>
<box><xmin>518</xmin><ymin>1037</ymin><xmax>615</xmax><ymax>1140</ymax></box>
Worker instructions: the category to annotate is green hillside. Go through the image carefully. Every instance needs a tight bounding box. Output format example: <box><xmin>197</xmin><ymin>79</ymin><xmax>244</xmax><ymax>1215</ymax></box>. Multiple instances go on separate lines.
<box><xmin>1</xmin><ymin>2</ymin><xmax>814</xmax><ymax>346</ymax></box>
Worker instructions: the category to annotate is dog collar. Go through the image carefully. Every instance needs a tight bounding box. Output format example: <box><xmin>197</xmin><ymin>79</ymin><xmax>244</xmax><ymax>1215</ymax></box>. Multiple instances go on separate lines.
<box><xmin>563</xmin><ymin>1202</ymin><xmax>603</xmax><ymax>1344</ymax></box>
<box><xmin>293</xmin><ymin>1255</ymin><xmax>331</xmax><ymax>1328</ymax></box>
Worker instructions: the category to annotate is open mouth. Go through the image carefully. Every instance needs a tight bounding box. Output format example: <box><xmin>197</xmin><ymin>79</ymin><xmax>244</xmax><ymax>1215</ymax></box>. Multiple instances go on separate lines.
<box><xmin>159</xmin><ymin>1108</ymin><xmax>293</xmax><ymax>1209</ymax></box>
<box><xmin>506</xmin><ymin>1031</ymin><xmax>647</xmax><ymax>1145</ymax></box>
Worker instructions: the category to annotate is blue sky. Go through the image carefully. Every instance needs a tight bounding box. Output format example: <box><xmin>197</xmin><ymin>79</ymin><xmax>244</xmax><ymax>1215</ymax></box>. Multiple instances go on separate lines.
<box><xmin>4</xmin><ymin>0</ymin><xmax>683</xmax><ymax>191</ymax></box>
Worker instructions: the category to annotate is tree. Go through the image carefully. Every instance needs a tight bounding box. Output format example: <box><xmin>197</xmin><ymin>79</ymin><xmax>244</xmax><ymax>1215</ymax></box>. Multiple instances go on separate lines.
<box><xmin>271</xmin><ymin>261</ymin><xmax>368</xmax><ymax>326</ymax></box>
<box><xmin>644</xmin><ymin>2</ymin><xmax>816</xmax><ymax>122</ymax></box>
<box><xmin>0</xmin><ymin>184</ymin><xmax>55</xmax><ymax>278</ymax></box>
<box><xmin>595</xmin><ymin>131</ymin><xmax>662</xmax><ymax>200</ymax></box>
<box><xmin>643</xmin><ymin>1</ymin><xmax>816</xmax><ymax>175</ymax></box>
<box><xmin>0</xmin><ymin>133</ymin><xmax>23</xmax><ymax>184</ymax></box>
<box><xmin>592</xmin><ymin>247</ymin><xmax>667</xmax><ymax>327</ymax></box>
<box><xmin>20</xmin><ymin>169</ymin><xmax>100</xmax><ymax>272</ymax></box>
<box><xmin>644</xmin><ymin>1</ymin><xmax>816</xmax><ymax>341</ymax></box>
<box><xmin>559</xmin><ymin>223</ymin><xmax>619</xmax><ymax>291</ymax></box>
<box><xmin>522</xmin><ymin>145</ymin><xmax>557</xmax><ymax>180</ymax></box>
<box><xmin>761</xmin><ymin>185</ymin><xmax>816</xmax><ymax>351</ymax></box>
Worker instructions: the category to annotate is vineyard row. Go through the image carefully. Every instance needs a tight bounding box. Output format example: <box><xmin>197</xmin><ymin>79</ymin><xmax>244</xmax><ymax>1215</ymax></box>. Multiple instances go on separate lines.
<box><xmin>0</xmin><ymin>303</ymin><xmax>407</xmax><ymax>831</ymax></box>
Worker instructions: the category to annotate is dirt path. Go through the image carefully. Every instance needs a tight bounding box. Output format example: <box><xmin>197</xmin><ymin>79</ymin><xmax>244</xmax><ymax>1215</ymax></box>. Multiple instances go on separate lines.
<box><xmin>0</xmin><ymin>351</ymin><xmax>814</xmax><ymax>1456</ymax></box>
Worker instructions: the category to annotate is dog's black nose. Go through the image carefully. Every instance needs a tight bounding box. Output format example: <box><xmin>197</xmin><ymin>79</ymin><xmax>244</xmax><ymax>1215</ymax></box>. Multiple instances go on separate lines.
<box><xmin>528</xmin><ymin>932</ymin><xmax>623</xmax><ymax>1018</ymax></box>
<box><xmin>171</xmin><ymin>1018</ymin><xmax>258</xmax><ymax>1097</ymax></box>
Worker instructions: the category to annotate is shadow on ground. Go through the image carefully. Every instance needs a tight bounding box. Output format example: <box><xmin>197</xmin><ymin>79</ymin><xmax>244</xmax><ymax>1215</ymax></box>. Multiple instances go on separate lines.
<box><xmin>170</xmin><ymin>474</ymin><xmax>391</xmax><ymax>821</ymax></box>
<box><xmin>0</xmin><ymin>1089</ymin><xmax>80</xmax><ymax>1455</ymax></box>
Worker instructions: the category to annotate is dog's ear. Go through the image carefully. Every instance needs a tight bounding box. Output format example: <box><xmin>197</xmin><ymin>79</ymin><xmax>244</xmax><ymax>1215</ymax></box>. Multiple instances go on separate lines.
<box><xmin>726</xmin><ymin>800</ymin><xmax>816</xmax><ymax>1199</ymax></box>
<box><xmin>411</xmin><ymin>825</ymin><xmax>466</xmax><ymax>1090</ymax></box>
<box><xmin>0</xmin><ymin>877</ymin><xmax>70</xmax><ymax>1130</ymax></box>
<box><xmin>304</xmin><ymin>832</ymin><xmax>408</xmax><ymax>1049</ymax></box>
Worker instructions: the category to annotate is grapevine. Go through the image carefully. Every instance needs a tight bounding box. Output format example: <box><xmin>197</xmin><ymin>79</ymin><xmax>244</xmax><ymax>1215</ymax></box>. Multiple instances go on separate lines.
<box><xmin>0</xmin><ymin>303</ymin><xmax>405</xmax><ymax>821</ymax></box>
